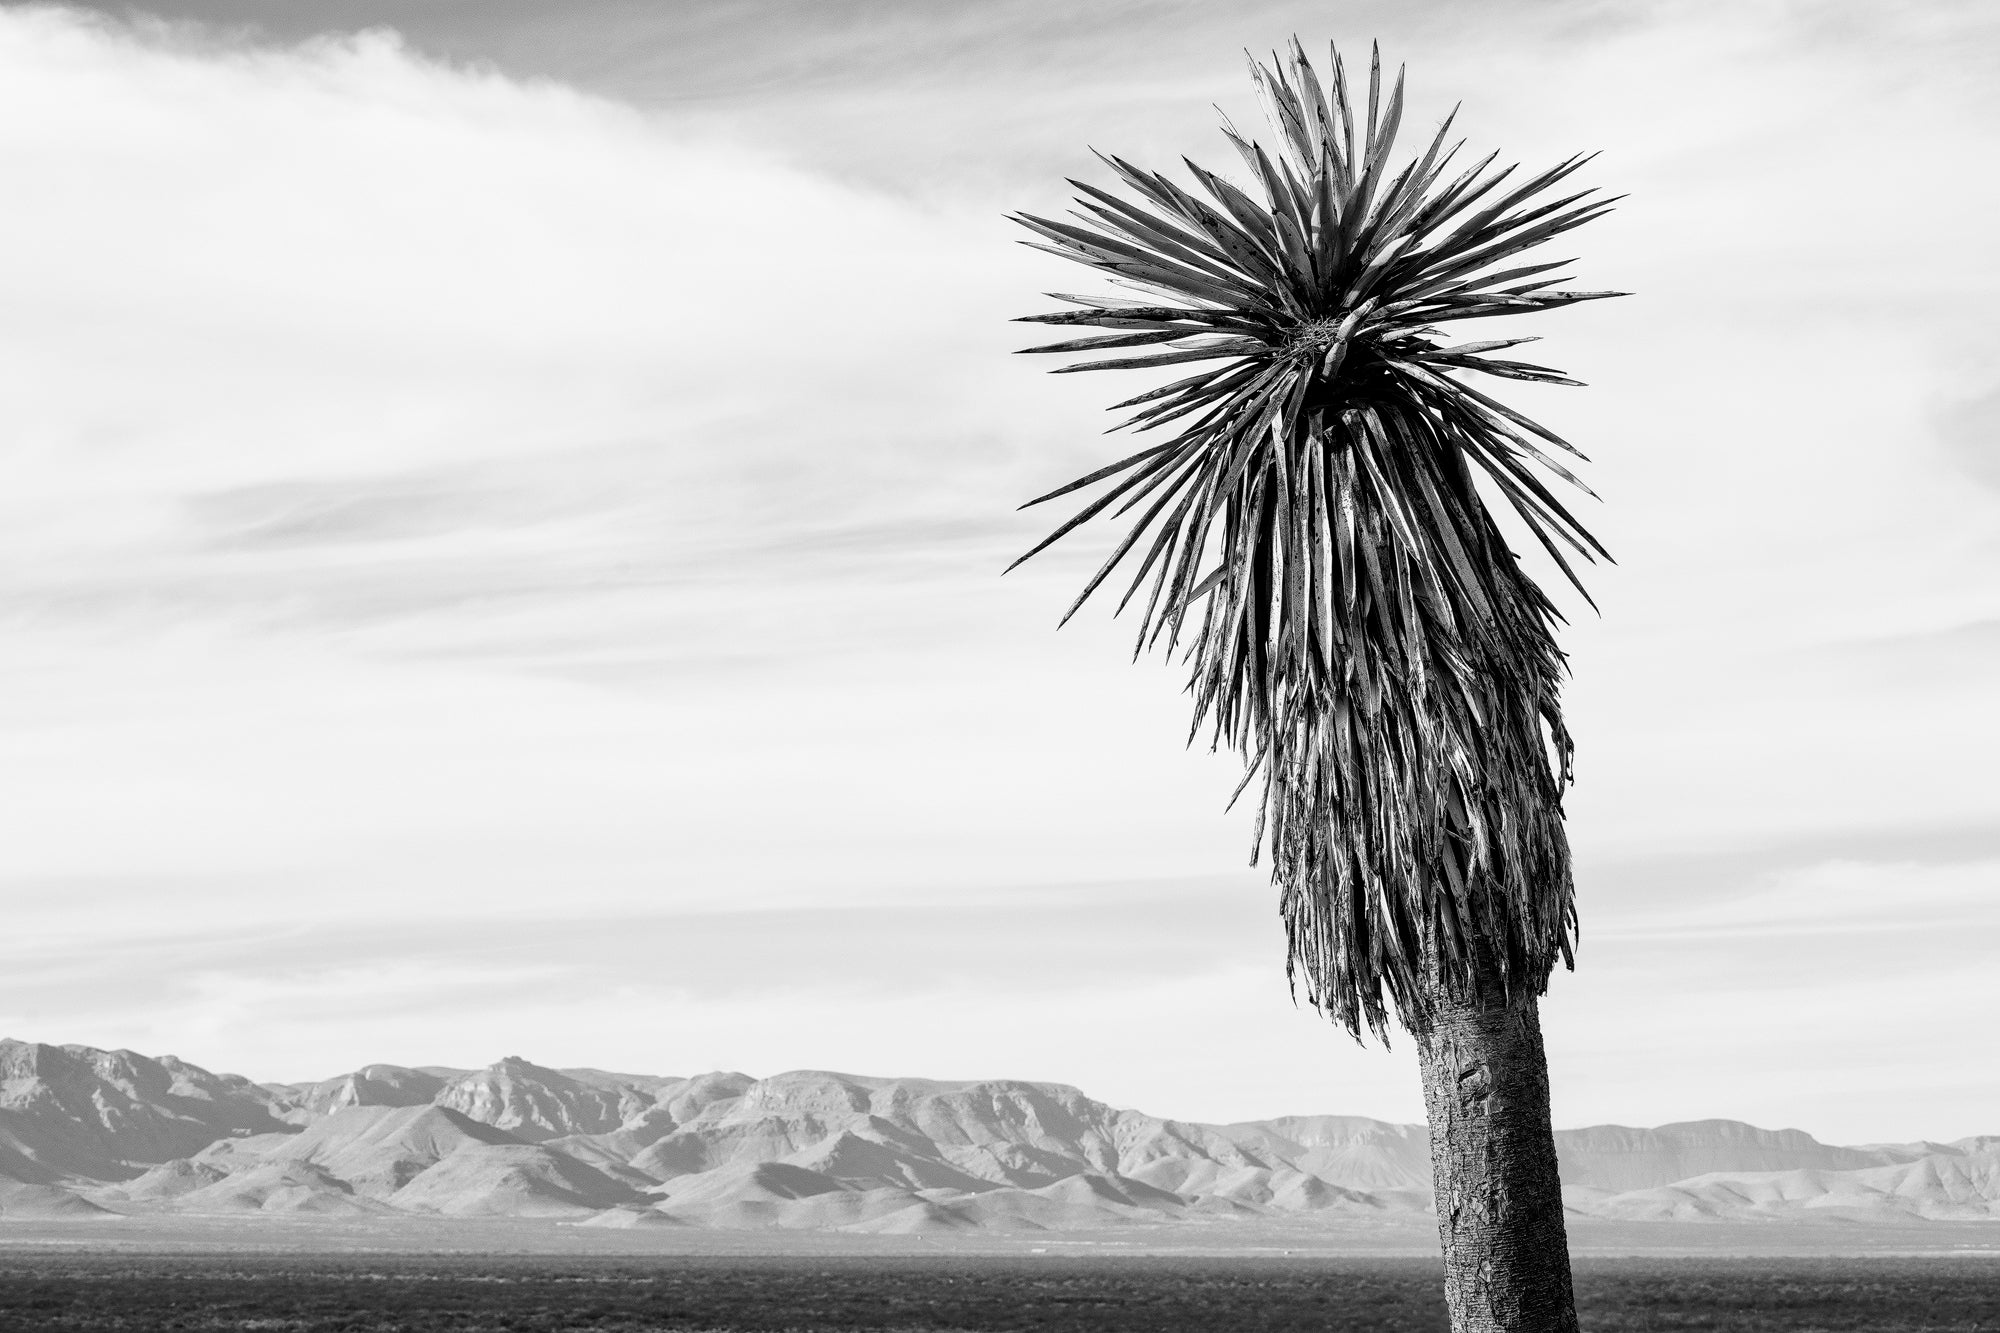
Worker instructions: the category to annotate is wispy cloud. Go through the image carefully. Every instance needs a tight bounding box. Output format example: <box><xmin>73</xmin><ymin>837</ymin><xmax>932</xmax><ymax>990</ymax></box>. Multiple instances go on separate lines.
<box><xmin>2</xmin><ymin>2</ymin><xmax>1997</xmax><ymax>1136</ymax></box>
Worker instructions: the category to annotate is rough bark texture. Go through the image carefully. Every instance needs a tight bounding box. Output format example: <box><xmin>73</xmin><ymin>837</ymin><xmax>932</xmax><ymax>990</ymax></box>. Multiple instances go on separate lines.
<box><xmin>1414</xmin><ymin>984</ymin><xmax>1579</xmax><ymax>1333</ymax></box>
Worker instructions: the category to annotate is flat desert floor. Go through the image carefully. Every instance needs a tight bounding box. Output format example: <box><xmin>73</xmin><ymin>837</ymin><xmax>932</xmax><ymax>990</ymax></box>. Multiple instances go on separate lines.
<box><xmin>1</xmin><ymin>1250</ymin><xmax>1999</xmax><ymax>1331</ymax></box>
<box><xmin>5</xmin><ymin>1219</ymin><xmax>2000</xmax><ymax>1331</ymax></box>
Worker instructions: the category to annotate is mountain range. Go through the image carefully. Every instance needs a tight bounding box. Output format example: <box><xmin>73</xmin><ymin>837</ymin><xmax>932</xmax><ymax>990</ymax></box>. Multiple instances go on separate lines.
<box><xmin>3</xmin><ymin>1039</ymin><xmax>1996</xmax><ymax>1234</ymax></box>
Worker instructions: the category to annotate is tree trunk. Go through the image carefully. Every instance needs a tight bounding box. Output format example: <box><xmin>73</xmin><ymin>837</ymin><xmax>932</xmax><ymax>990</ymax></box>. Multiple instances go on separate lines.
<box><xmin>1414</xmin><ymin>983</ymin><xmax>1579</xmax><ymax>1332</ymax></box>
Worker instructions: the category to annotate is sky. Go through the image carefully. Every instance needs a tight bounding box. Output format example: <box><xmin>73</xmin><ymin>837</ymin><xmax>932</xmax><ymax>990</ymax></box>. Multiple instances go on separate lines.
<box><xmin>1</xmin><ymin>0</ymin><xmax>1996</xmax><ymax>1145</ymax></box>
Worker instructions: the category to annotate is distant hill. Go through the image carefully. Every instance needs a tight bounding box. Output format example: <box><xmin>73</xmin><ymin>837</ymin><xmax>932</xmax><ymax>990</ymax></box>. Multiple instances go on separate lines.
<box><xmin>0</xmin><ymin>1041</ymin><xmax>293</xmax><ymax>1185</ymax></box>
<box><xmin>4</xmin><ymin>1038</ymin><xmax>1995</xmax><ymax>1233</ymax></box>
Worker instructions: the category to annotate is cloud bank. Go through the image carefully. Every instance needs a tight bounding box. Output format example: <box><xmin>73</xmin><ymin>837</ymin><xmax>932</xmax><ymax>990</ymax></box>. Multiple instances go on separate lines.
<box><xmin>1</xmin><ymin>2</ymin><xmax>1996</xmax><ymax>1139</ymax></box>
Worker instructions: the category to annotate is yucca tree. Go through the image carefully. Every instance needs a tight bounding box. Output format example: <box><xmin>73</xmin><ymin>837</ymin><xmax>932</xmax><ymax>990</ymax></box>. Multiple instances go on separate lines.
<box><xmin>1007</xmin><ymin>39</ymin><xmax>1621</xmax><ymax>1333</ymax></box>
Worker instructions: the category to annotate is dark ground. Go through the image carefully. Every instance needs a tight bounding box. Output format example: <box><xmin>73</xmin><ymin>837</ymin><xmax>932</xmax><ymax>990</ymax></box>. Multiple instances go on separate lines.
<box><xmin>0</xmin><ymin>1253</ymin><xmax>1998</xmax><ymax>1332</ymax></box>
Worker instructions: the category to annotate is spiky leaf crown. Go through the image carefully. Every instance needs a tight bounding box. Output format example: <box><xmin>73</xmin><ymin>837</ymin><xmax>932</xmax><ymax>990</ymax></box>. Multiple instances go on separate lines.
<box><xmin>1008</xmin><ymin>40</ymin><xmax>1623</xmax><ymax>1039</ymax></box>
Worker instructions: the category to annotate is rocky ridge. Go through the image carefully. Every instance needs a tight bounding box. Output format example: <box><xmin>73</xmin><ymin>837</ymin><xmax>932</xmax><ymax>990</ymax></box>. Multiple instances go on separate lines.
<box><xmin>2</xmin><ymin>1039</ymin><xmax>1994</xmax><ymax>1233</ymax></box>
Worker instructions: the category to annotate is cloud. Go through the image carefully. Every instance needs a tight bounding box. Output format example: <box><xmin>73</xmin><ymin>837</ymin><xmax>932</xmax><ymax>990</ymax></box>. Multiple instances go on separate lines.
<box><xmin>1937</xmin><ymin>387</ymin><xmax>2000</xmax><ymax>491</ymax></box>
<box><xmin>0</xmin><ymin>869</ymin><xmax>1431</xmax><ymax>1125</ymax></box>
<box><xmin>1546</xmin><ymin>853</ymin><xmax>2000</xmax><ymax>1142</ymax></box>
<box><xmin>0</xmin><ymin>13</ymin><xmax>1027</xmax><ymax>463</ymax></box>
<box><xmin>0</xmin><ymin>7</ymin><xmax>1265</xmax><ymax>907</ymax></box>
<box><xmin>0</xmin><ymin>7</ymin><xmax>1089</xmax><ymax>665</ymax></box>
<box><xmin>3</xmin><ymin>2</ymin><xmax>2000</xmax><ymax>1136</ymax></box>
